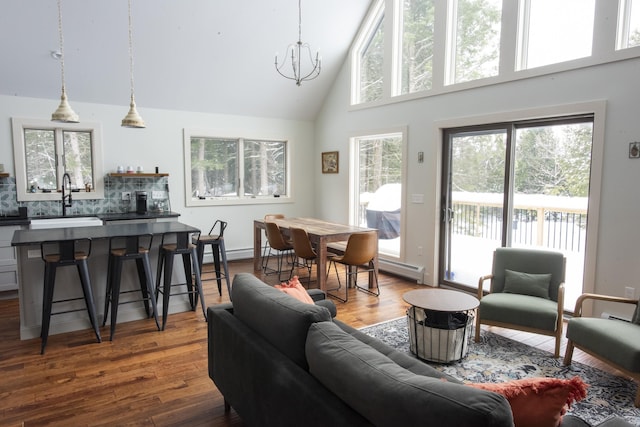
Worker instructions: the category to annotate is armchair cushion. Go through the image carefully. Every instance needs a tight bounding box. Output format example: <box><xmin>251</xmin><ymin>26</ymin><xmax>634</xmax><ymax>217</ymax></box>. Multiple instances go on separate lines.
<box><xmin>566</xmin><ymin>317</ymin><xmax>640</xmax><ymax>373</ymax></box>
<box><xmin>503</xmin><ymin>269</ymin><xmax>551</xmax><ymax>299</ymax></box>
<box><xmin>480</xmin><ymin>293</ymin><xmax>559</xmax><ymax>331</ymax></box>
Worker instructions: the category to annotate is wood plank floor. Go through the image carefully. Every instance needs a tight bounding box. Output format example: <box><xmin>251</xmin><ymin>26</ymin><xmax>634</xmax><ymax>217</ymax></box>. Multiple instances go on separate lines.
<box><xmin>0</xmin><ymin>259</ymin><xmax>628</xmax><ymax>426</ymax></box>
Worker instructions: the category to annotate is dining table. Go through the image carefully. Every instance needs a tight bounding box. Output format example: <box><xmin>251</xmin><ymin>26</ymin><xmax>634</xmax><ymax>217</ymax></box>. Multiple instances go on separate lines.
<box><xmin>253</xmin><ymin>217</ymin><xmax>378</xmax><ymax>292</ymax></box>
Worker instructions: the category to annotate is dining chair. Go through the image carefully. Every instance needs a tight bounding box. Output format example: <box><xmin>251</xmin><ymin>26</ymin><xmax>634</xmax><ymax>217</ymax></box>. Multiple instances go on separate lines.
<box><xmin>263</xmin><ymin>221</ymin><xmax>294</xmax><ymax>282</ymax></box>
<box><xmin>289</xmin><ymin>227</ymin><xmax>318</xmax><ymax>287</ymax></box>
<box><xmin>262</xmin><ymin>214</ymin><xmax>285</xmax><ymax>270</ymax></box>
<box><xmin>327</xmin><ymin>231</ymin><xmax>379</xmax><ymax>303</ymax></box>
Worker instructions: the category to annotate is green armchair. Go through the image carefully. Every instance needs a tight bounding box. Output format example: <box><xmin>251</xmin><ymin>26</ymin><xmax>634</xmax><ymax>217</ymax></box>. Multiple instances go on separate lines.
<box><xmin>475</xmin><ymin>247</ymin><xmax>566</xmax><ymax>358</ymax></box>
<box><xmin>564</xmin><ymin>293</ymin><xmax>640</xmax><ymax>407</ymax></box>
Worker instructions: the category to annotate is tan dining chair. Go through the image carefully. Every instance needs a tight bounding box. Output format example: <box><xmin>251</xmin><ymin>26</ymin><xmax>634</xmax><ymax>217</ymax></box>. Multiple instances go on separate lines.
<box><xmin>327</xmin><ymin>231</ymin><xmax>379</xmax><ymax>303</ymax></box>
<box><xmin>263</xmin><ymin>221</ymin><xmax>294</xmax><ymax>282</ymax></box>
<box><xmin>289</xmin><ymin>227</ymin><xmax>318</xmax><ymax>287</ymax></box>
<box><xmin>262</xmin><ymin>214</ymin><xmax>285</xmax><ymax>270</ymax></box>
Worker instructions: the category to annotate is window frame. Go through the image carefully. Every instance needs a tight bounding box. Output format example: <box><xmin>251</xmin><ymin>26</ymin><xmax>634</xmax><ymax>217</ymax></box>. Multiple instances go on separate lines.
<box><xmin>11</xmin><ymin>117</ymin><xmax>104</xmax><ymax>202</ymax></box>
<box><xmin>183</xmin><ymin>128</ymin><xmax>292</xmax><ymax>207</ymax></box>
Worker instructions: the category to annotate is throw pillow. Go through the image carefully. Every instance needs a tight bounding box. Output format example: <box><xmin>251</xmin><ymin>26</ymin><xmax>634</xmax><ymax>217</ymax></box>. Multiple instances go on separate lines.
<box><xmin>503</xmin><ymin>269</ymin><xmax>552</xmax><ymax>299</ymax></box>
<box><xmin>468</xmin><ymin>376</ymin><xmax>588</xmax><ymax>427</ymax></box>
<box><xmin>275</xmin><ymin>276</ymin><xmax>314</xmax><ymax>304</ymax></box>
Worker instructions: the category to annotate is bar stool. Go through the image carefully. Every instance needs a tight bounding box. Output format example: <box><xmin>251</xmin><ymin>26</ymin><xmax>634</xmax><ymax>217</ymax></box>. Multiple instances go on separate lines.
<box><xmin>155</xmin><ymin>231</ymin><xmax>207</xmax><ymax>330</ymax></box>
<box><xmin>192</xmin><ymin>220</ymin><xmax>231</xmax><ymax>299</ymax></box>
<box><xmin>103</xmin><ymin>234</ymin><xmax>160</xmax><ymax>340</ymax></box>
<box><xmin>40</xmin><ymin>239</ymin><xmax>102</xmax><ymax>354</ymax></box>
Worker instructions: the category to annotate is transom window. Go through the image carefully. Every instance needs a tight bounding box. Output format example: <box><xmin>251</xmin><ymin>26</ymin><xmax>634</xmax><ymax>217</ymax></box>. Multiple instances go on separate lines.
<box><xmin>11</xmin><ymin>118</ymin><xmax>104</xmax><ymax>202</ymax></box>
<box><xmin>352</xmin><ymin>0</ymin><xmax>639</xmax><ymax>105</ymax></box>
<box><xmin>183</xmin><ymin>130</ymin><xmax>289</xmax><ymax>206</ymax></box>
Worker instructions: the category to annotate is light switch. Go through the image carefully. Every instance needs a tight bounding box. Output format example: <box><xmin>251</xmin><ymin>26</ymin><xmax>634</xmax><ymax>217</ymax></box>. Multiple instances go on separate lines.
<box><xmin>411</xmin><ymin>194</ymin><xmax>424</xmax><ymax>203</ymax></box>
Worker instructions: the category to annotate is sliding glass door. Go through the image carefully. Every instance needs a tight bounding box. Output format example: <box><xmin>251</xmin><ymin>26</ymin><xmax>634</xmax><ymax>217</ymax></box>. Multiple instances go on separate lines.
<box><xmin>440</xmin><ymin>116</ymin><xmax>593</xmax><ymax>311</ymax></box>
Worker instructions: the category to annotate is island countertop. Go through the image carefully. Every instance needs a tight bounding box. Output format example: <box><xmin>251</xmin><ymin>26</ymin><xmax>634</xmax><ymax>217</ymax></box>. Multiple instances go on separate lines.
<box><xmin>11</xmin><ymin>221</ymin><xmax>198</xmax><ymax>246</ymax></box>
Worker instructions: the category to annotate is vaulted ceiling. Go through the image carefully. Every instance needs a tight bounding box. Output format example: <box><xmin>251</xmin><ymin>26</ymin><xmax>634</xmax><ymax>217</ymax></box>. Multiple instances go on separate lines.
<box><xmin>0</xmin><ymin>0</ymin><xmax>372</xmax><ymax>121</ymax></box>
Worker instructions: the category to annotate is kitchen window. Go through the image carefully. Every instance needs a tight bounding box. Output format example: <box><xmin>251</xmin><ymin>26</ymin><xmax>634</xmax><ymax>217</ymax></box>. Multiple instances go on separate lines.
<box><xmin>183</xmin><ymin>129</ymin><xmax>289</xmax><ymax>206</ymax></box>
<box><xmin>11</xmin><ymin>118</ymin><xmax>104</xmax><ymax>202</ymax></box>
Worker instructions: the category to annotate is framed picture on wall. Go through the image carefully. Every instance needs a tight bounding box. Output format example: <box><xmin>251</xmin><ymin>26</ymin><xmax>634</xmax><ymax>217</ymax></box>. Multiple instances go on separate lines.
<box><xmin>322</xmin><ymin>151</ymin><xmax>339</xmax><ymax>174</ymax></box>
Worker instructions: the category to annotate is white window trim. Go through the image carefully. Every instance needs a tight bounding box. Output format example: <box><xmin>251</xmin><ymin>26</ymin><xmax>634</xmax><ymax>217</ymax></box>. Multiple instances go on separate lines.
<box><xmin>11</xmin><ymin>117</ymin><xmax>105</xmax><ymax>202</ymax></box>
<box><xmin>183</xmin><ymin>128</ymin><xmax>293</xmax><ymax>207</ymax></box>
<box><xmin>348</xmin><ymin>125</ymin><xmax>408</xmax><ymax>262</ymax></box>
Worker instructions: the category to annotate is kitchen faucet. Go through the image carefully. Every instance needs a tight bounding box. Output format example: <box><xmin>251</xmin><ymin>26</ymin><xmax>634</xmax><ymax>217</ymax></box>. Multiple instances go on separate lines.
<box><xmin>62</xmin><ymin>173</ymin><xmax>72</xmax><ymax>216</ymax></box>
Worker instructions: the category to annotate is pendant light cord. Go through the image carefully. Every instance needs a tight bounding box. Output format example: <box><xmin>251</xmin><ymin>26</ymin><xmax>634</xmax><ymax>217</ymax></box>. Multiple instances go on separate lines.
<box><xmin>128</xmin><ymin>0</ymin><xmax>135</xmax><ymax>99</ymax></box>
<box><xmin>57</xmin><ymin>0</ymin><xmax>66</xmax><ymax>91</ymax></box>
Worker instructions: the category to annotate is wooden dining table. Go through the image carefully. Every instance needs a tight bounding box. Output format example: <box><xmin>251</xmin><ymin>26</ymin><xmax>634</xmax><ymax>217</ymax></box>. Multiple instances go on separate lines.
<box><xmin>253</xmin><ymin>217</ymin><xmax>378</xmax><ymax>292</ymax></box>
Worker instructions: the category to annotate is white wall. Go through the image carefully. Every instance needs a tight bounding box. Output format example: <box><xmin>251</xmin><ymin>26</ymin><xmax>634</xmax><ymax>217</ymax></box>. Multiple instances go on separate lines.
<box><xmin>0</xmin><ymin>94</ymin><xmax>316</xmax><ymax>257</ymax></box>
<box><xmin>315</xmin><ymin>56</ymin><xmax>640</xmax><ymax>319</ymax></box>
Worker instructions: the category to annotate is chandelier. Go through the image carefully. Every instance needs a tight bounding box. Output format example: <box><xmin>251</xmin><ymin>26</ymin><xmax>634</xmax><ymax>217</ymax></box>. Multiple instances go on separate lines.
<box><xmin>274</xmin><ymin>0</ymin><xmax>321</xmax><ymax>86</ymax></box>
<box><xmin>51</xmin><ymin>0</ymin><xmax>79</xmax><ymax>123</ymax></box>
<box><xmin>121</xmin><ymin>0</ymin><xmax>145</xmax><ymax>128</ymax></box>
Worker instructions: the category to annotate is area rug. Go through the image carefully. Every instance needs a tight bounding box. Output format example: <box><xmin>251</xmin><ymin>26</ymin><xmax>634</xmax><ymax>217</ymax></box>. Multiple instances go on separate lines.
<box><xmin>360</xmin><ymin>317</ymin><xmax>640</xmax><ymax>426</ymax></box>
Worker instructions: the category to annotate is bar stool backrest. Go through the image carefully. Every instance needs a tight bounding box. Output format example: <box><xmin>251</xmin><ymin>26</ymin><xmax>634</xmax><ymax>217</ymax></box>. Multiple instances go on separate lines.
<box><xmin>109</xmin><ymin>234</ymin><xmax>153</xmax><ymax>256</ymax></box>
<box><xmin>41</xmin><ymin>239</ymin><xmax>91</xmax><ymax>264</ymax></box>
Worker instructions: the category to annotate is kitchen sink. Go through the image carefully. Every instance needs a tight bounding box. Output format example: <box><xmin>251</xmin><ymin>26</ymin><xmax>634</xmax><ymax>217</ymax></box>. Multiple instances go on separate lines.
<box><xmin>29</xmin><ymin>216</ymin><xmax>104</xmax><ymax>230</ymax></box>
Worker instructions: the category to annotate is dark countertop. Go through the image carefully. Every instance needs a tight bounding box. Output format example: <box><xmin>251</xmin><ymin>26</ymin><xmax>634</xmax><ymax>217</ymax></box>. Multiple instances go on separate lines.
<box><xmin>11</xmin><ymin>221</ymin><xmax>199</xmax><ymax>246</ymax></box>
<box><xmin>0</xmin><ymin>211</ymin><xmax>180</xmax><ymax>227</ymax></box>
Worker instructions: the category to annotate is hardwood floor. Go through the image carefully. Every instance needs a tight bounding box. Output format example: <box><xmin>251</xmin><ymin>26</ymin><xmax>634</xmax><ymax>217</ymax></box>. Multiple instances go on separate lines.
<box><xmin>0</xmin><ymin>259</ymin><xmax>627</xmax><ymax>426</ymax></box>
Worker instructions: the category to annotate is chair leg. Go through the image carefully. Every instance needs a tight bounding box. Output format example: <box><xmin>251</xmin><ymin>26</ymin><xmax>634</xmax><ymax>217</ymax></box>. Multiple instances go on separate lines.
<box><xmin>77</xmin><ymin>260</ymin><xmax>102</xmax><ymax>344</ymax></box>
<box><xmin>474</xmin><ymin>315</ymin><xmax>481</xmax><ymax>343</ymax></box>
<box><xmin>40</xmin><ymin>263</ymin><xmax>57</xmax><ymax>354</ymax></box>
<box><xmin>103</xmin><ymin>254</ymin><xmax>113</xmax><ymax>326</ymax></box>
<box><xmin>109</xmin><ymin>259</ymin><xmax>123</xmax><ymax>341</ymax></box>
<box><xmin>563</xmin><ymin>340</ymin><xmax>575</xmax><ymax>366</ymax></box>
<box><xmin>182</xmin><ymin>253</ymin><xmax>195</xmax><ymax>310</ymax></box>
<box><xmin>212</xmin><ymin>243</ymin><xmax>222</xmax><ymax>296</ymax></box>
<box><xmin>141</xmin><ymin>254</ymin><xmax>160</xmax><ymax>331</ymax></box>
<box><xmin>135</xmin><ymin>258</ymin><xmax>151</xmax><ymax>317</ymax></box>
<box><xmin>218</xmin><ymin>240</ymin><xmax>231</xmax><ymax>299</ymax></box>
<box><xmin>190</xmin><ymin>247</ymin><xmax>207</xmax><ymax>321</ymax></box>
<box><xmin>160</xmin><ymin>252</ymin><xmax>174</xmax><ymax>331</ymax></box>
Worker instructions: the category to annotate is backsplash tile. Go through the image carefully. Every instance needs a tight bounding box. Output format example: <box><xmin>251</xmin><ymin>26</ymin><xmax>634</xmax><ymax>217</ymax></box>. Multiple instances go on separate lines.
<box><xmin>0</xmin><ymin>176</ymin><xmax>169</xmax><ymax>217</ymax></box>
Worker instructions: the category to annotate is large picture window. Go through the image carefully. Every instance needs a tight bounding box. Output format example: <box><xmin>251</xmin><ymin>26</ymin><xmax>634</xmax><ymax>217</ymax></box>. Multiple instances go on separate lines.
<box><xmin>11</xmin><ymin>118</ymin><xmax>104</xmax><ymax>202</ymax></box>
<box><xmin>184</xmin><ymin>130</ymin><xmax>289</xmax><ymax>206</ymax></box>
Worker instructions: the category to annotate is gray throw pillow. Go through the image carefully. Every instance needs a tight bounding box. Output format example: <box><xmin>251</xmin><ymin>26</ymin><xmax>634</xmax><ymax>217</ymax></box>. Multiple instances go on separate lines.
<box><xmin>503</xmin><ymin>269</ymin><xmax>551</xmax><ymax>299</ymax></box>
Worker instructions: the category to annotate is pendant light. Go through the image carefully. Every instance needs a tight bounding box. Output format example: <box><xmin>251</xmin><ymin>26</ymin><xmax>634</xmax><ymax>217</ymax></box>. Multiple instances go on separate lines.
<box><xmin>51</xmin><ymin>0</ymin><xmax>79</xmax><ymax>123</ymax></box>
<box><xmin>121</xmin><ymin>0</ymin><xmax>145</xmax><ymax>128</ymax></box>
<box><xmin>274</xmin><ymin>0</ymin><xmax>321</xmax><ymax>86</ymax></box>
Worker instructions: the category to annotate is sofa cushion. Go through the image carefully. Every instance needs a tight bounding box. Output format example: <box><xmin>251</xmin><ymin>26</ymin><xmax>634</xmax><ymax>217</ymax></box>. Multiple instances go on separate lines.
<box><xmin>232</xmin><ymin>273</ymin><xmax>332</xmax><ymax>370</ymax></box>
<box><xmin>480</xmin><ymin>293</ymin><xmax>559</xmax><ymax>331</ymax></box>
<box><xmin>306</xmin><ymin>322</ymin><xmax>513</xmax><ymax>427</ymax></box>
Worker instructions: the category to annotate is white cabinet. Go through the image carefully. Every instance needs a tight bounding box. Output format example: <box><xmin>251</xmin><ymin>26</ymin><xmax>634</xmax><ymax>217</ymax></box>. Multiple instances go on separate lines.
<box><xmin>0</xmin><ymin>225</ymin><xmax>21</xmax><ymax>292</ymax></box>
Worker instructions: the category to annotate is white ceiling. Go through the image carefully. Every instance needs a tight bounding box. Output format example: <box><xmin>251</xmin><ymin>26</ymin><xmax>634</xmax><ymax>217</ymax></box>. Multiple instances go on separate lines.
<box><xmin>0</xmin><ymin>0</ymin><xmax>372</xmax><ymax>121</ymax></box>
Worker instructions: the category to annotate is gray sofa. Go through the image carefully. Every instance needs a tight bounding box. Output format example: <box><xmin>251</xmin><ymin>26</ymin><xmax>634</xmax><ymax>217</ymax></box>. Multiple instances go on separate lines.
<box><xmin>207</xmin><ymin>273</ymin><xmax>631</xmax><ymax>427</ymax></box>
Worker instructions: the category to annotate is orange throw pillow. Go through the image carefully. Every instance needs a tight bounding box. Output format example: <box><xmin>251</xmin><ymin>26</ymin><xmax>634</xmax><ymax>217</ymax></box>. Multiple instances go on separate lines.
<box><xmin>275</xmin><ymin>276</ymin><xmax>315</xmax><ymax>304</ymax></box>
<box><xmin>468</xmin><ymin>376</ymin><xmax>588</xmax><ymax>427</ymax></box>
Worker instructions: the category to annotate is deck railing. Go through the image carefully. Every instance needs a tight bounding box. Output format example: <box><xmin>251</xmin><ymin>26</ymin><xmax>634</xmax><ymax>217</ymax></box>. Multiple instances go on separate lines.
<box><xmin>451</xmin><ymin>192</ymin><xmax>588</xmax><ymax>252</ymax></box>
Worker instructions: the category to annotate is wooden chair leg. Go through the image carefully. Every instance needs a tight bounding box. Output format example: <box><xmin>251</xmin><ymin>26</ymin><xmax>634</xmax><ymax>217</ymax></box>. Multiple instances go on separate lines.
<box><xmin>563</xmin><ymin>340</ymin><xmax>575</xmax><ymax>366</ymax></box>
<box><xmin>474</xmin><ymin>316</ymin><xmax>481</xmax><ymax>342</ymax></box>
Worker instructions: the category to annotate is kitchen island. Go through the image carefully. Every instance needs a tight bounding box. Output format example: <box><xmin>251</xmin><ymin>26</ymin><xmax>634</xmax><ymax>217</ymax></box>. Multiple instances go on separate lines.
<box><xmin>12</xmin><ymin>221</ymin><xmax>201</xmax><ymax>340</ymax></box>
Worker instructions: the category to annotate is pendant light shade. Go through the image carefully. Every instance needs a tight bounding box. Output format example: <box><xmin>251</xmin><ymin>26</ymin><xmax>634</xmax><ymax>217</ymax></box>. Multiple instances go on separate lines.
<box><xmin>121</xmin><ymin>94</ymin><xmax>145</xmax><ymax>128</ymax></box>
<box><xmin>51</xmin><ymin>0</ymin><xmax>79</xmax><ymax>123</ymax></box>
<box><xmin>122</xmin><ymin>0</ymin><xmax>145</xmax><ymax>128</ymax></box>
<box><xmin>51</xmin><ymin>86</ymin><xmax>79</xmax><ymax>123</ymax></box>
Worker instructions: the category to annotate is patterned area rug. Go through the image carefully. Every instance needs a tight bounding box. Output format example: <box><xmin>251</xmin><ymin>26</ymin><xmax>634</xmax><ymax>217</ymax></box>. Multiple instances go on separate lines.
<box><xmin>360</xmin><ymin>317</ymin><xmax>640</xmax><ymax>426</ymax></box>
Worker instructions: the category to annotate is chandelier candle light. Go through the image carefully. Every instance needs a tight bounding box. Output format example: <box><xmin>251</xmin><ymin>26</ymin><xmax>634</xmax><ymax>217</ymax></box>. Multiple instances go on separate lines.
<box><xmin>274</xmin><ymin>0</ymin><xmax>321</xmax><ymax>86</ymax></box>
<box><xmin>121</xmin><ymin>0</ymin><xmax>145</xmax><ymax>128</ymax></box>
<box><xmin>51</xmin><ymin>0</ymin><xmax>79</xmax><ymax>123</ymax></box>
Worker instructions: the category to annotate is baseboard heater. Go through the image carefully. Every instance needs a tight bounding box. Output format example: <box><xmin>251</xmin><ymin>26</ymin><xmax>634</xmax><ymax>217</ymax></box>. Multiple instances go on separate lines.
<box><xmin>601</xmin><ymin>312</ymin><xmax>631</xmax><ymax>322</ymax></box>
<box><xmin>378</xmin><ymin>259</ymin><xmax>425</xmax><ymax>284</ymax></box>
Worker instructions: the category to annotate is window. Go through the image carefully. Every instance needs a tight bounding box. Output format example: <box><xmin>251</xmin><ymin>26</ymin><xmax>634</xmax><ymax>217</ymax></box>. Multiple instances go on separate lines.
<box><xmin>617</xmin><ymin>0</ymin><xmax>640</xmax><ymax>50</ymax></box>
<box><xmin>351</xmin><ymin>130</ymin><xmax>405</xmax><ymax>258</ymax></box>
<box><xmin>447</xmin><ymin>0</ymin><xmax>502</xmax><ymax>84</ymax></box>
<box><xmin>440</xmin><ymin>115</ymin><xmax>596</xmax><ymax>312</ymax></box>
<box><xmin>517</xmin><ymin>0</ymin><xmax>595</xmax><ymax>70</ymax></box>
<box><xmin>353</xmin><ymin>0</ymin><xmax>636</xmax><ymax>106</ymax></box>
<box><xmin>11</xmin><ymin>118</ymin><xmax>104</xmax><ymax>202</ymax></box>
<box><xmin>353</xmin><ymin>2</ymin><xmax>385</xmax><ymax>104</ymax></box>
<box><xmin>399</xmin><ymin>0</ymin><xmax>435</xmax><ymax>94</ymax></box>
<box><xmin>184</xmin><ymin>130</ymin><xmax>289</xmax><ymax>206</ymax></box>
